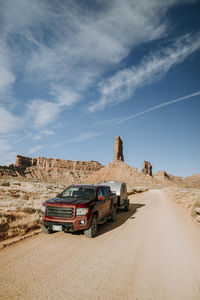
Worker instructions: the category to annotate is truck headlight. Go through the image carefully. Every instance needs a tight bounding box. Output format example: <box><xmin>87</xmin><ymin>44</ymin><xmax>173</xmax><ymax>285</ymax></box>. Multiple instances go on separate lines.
<box><xmin>76</xmin><ymin>208</ymin><xmax>89</xmax><ymax>216</ymax></box>
<box><xmin>41</xmin><ymin>205</ymin><xmax>46</xmax><ymax>213</ymax></box>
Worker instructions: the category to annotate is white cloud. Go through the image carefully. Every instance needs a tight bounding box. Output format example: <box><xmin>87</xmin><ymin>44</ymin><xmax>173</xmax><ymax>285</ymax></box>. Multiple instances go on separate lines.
<box><xmin>27</xmin><ymin>144</ymin><xmax>44</xmax><ymax>155</ymax></box>
<box><xmin>24</xmin><ymin>0</ymin><xmax>170</xmax><ymax>88</ymax></box>
<box><xmin>89</xmin><ymin>32</ymin><xmax>200</xmax><ymax>112</ymax></box>
<box><xmin>69</xmin><ymin>131</ymin><xmax>103</xmax><ymax>143</ymax></box>
<box><xmin>32</xmin><ymin>135</ymin><xmax>42</xmax><ymax>140</ymax></box>
<box><xmin>0</xmin><ymin>139</ymin><xmax>16</xmax><ymax>166</ymax></box>
<box><xmin>1</xmin><ymin>0</ymin><xmax>190</xmax><ymax>92</ymax></box>
<box><xmin>26</xmin><ymin>85</ymin><xmax>80</xmax><ymax>129</ymax></box>
<box><xmin>40</xmin><ymin>129</ymin><xmax>55</xmax><ymax>136</ymax></box>
<box><xmin>0</xmin><ymin>40</ymin><xmax>15</xmax><ymax>96</ymax></box>
<box><xmin>0</xmin><ymin>106</ymin><xmax>23</xmax><ymax>133</ymax></box>
<box><xmin>32</xmin><ymin>129</ymin><xmax>55</xmax><ymax>140</ymax></box>
<box><xmin>27</xmin><ymin>99</ymin><xmax>60</xmax><ymax>128</ymax></box>
<box><xmin>0</xmin><ymin>0</ymin><xmax>199</xmax><ymax>130</ymax></box>
<box><xmin>52</xmin><ymin>131</ymin><xmax>102</xmax><ymax>148</ymax></box>
<box><xmin>50</xmin><ymin>85</ymin><xmax>80</xmax><ymax>107</ymax></box>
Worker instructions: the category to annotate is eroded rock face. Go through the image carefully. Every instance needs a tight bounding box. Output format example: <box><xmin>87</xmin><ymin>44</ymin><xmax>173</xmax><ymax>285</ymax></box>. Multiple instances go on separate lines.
<box><xmin>153</xmin><ymin>170</ymin><xmax>170</xmax><ymax>181</ymax></box>
<box><xmin>114</xmin><ymin>136</ymin><xmax>124</xmax><ymax>161</ymax></box>
<box><xmin>12</xmin><ymin>155</ymin><xmax>103</xmax><ymax>182</ymax></box>
<box><xmin>16</xmin><ymin>155</ymin><xmax>37</xmax><ymax>168</ymax></box>
<box><xmin>84</xmin><ymin>160</ymin><xmax>157</xmax><ymax>187</ymax></box>
<box><xmin>142</xmin><ymin>161</ymin><xmax>152</xmax><ymax>176</ymax></box>
<box><xmin>0</xmin><ymin>166</ymin><xmax>22</xmax><ymax>177</ymax></box>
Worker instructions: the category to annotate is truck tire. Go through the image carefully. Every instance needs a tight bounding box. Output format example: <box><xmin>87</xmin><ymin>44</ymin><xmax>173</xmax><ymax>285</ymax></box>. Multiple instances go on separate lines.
<box><xmin>124</xmin><ymin>202</ymin><xmax>129</xmax><ymax>211</ymax></box>
<box><xmin>42</xmin><ymin>226</ymin><xmax>52</xmax><ymax>234</ymax></box>
<box><xmin>110</xmin><ymin>206</ymin><xmax>116</xmax><ymax>222</ymax></box>
<box><xmin>84</xmin><ymin>215</ymin><xmax>98</xmax><ymax>238</ymax></box>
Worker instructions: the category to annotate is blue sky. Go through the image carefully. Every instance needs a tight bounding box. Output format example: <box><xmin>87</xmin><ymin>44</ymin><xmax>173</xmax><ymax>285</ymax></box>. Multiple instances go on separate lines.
<box><xmin>0</xmin><ymin>0</ymin><xmax>200</xmax><ymax>177</ymax></box>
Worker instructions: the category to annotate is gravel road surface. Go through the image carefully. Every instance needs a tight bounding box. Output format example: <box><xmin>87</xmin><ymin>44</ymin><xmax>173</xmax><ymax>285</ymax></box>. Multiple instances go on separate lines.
<box><xmin>0</xmin><ymin>189</ymin><xmax>200</xmax><ymax>300</ymax></box>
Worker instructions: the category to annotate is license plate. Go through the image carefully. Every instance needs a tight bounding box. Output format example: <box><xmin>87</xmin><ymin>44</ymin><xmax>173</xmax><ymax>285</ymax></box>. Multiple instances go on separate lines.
<box><xmin>52</xmin><ymin>225</ymin><xmax>62</xmax><ymax>231</ymax></box>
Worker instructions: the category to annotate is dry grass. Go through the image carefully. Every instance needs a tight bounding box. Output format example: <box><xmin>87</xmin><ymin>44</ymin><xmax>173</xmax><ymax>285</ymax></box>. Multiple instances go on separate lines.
<box><xmin>0</xmin><ymin>178</ymin><xmax>68</xmax><ymax>241</ymax></box>
<box><xmin>164</xmin><ymin>187</ymin><xmax>200</xmax><ymax>222</ymax></box>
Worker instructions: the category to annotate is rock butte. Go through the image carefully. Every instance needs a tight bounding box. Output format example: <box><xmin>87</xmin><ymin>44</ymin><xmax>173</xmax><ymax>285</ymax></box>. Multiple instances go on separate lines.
<box><xmin>142</xmin><ymin>161</ymin><xmax>152</xmax><ymax>176</ymax></box>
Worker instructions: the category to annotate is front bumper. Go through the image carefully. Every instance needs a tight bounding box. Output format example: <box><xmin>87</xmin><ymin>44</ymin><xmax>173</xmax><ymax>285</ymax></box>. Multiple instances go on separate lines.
<box><xmin>40</xmin><ymin>215</ymin><xmax>91</xmax><ymax>232</ymax></box>
<box><xmin>44</xmin><ymin>220</ymin><xmax>74</xmax><ymax>232</ymax></box>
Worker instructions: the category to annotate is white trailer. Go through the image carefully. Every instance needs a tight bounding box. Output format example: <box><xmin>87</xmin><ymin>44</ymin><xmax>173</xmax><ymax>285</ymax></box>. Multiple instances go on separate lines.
<box><xmin>99</xmin><ymin>181</ymin><xmax>129</xmax><ymax>211</ymax></box>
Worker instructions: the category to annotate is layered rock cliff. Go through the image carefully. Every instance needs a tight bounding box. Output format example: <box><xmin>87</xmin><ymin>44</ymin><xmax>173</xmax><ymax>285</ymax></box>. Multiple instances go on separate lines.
<box><xmin>0</xmin><ymin>155</ymin><xmax>104</xmax><ymax>182</ymax></box>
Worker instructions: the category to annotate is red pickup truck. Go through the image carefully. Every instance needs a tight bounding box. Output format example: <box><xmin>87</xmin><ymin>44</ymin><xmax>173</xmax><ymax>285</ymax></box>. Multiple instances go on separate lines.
<box><xmin>40</xmin><ymin>185</ymin><xmax>117</xmax><ymax>238</ymax></box>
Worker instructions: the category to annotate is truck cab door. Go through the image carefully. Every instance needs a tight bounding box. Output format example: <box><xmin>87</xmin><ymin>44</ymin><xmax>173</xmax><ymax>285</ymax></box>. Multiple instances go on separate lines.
<box><xmin>97</xmin><ymin>187</ymin><xmax>107</xmax><ymax>218</ymax></box>
<box><xmin>102</xmin><ymin>187</ymin><xmax>111</xmax><ymax>215</ymax></box>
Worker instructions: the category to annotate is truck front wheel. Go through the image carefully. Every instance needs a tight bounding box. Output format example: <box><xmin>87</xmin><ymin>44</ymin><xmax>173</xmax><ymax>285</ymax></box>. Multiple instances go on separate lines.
<box><xmin>42</xmin><ymin>226</ymin><xmax>52</xmax><ymax>234</ymax></box>
<box><xmin>110</xmin><ymin>206</ymin><xmax>116</xmax><ymax>222</ymax></box>
<box><xmin>124</xmin><ymin>200</ymin><xmax>129</xmax><ymax>211</ymax></box>
<box><xmin>84</xmin><ymin>215</ymin><xmax>98</xmax><ymax>238</ymax></box>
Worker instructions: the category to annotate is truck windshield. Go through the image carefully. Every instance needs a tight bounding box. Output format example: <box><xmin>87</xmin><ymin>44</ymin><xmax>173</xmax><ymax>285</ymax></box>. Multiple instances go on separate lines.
<box><xmin>61</xmin><ymin>187</ymin><xmax>96</xmax><ymax>199</ymax></box>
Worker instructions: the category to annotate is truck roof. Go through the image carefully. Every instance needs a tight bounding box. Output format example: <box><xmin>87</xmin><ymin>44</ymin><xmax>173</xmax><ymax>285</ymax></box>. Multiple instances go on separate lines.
<box><xmin>69</xmin><ymin>184</ymin><xmax>101</xmax><ymax>188</ymax></box>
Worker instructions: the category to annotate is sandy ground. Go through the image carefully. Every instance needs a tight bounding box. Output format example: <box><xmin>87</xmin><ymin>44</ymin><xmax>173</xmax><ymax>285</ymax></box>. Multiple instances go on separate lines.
<box><xmin>0</xmin><ymin>189</ymin><xmax>200</xmax><ymax>300</ymax></box>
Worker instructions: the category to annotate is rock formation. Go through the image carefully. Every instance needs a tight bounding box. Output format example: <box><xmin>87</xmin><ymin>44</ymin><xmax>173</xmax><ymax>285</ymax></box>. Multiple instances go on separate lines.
<box><xmin>1</xmin><ymin>140</ymin><xmax>199</xmax><ymax>189</ymax></box>
<box><xmin>153</xmin><ymin>170</ymin><xmax>170</xmax><ymax>181</ymax></box>
<box><xmin>83</xmin><ymin>160</ymin><xmax>157</xmax><ymax>187</ymax></box>
<box><xmin>7</xmin><ymin>155</ymin><xmax>103</xmax><ymax>182</ymax></box>
<box><xmin>16</xmin><ymin>155</ymin><xmax>37</xmax><ymax>168</ymax></box>
<box><xmin>0</xmin><ymin>166</ymin><xmax>22</xmax><ymax>177</ymax></box>
<box><xmin>142</xmin><ymin>161</ymin><xmax>152</xmax><ymax>176</ymax></box>
<box><xmin>114</xmin><ymin>136</ymin><xmax>124</xmax><ymax>161</ymax></box>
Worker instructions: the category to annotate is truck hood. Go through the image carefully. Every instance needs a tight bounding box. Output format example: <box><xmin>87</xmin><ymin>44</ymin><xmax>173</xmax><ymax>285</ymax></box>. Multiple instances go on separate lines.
<box><xmin>44</xmin><ymin>197</ymin><xmax>95</xmax><ymax>206</ymax></box>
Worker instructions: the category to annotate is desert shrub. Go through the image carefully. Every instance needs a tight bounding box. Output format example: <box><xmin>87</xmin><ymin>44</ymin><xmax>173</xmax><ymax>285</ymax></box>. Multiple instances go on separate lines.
<box><xmin>1</xmin><ymin>182</ymin><xmax>10</xmax><ymax>187</ymax></box>
<box><xmin>21</xmin><ymin>206</ymin><xmax>40</xmax><ymax>214</ymax></box>
<box><xmin>191</xmin><ymin>198</ymin><xmax>200</xmax><ymax>217</ymax></box>
<box><xmin>0</xmin><ymin>212</ymin><xmax>41</xmax><ymax>241</ymax></box>
<box><xmin>12</xmin><ymin>182</ymin><xmax>21</xmax><ymax>186</ymax></box>
<box><xmin>23</xmin><ymin>194</ymin><xmax>31</xmax><ymax>200</ymax></box>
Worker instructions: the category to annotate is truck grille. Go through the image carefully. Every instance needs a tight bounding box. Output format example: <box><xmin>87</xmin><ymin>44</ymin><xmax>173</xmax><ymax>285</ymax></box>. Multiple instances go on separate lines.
<box><xmin>46</xmin><ymin>206</ymin><xmax>74</xmax><ymax>219</ymax></box>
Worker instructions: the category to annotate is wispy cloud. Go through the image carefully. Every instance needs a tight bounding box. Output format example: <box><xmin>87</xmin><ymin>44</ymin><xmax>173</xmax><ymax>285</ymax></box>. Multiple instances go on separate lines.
<box><xmin>40</xmin><ymin>129</ymin><xmax>55</xmax><ymax>136</ymax></box>
<box><xmin>27</xmin><ymin>99</ymin><xmax>60</xmax><ymax>128</ymax></box>
<box><xmin>32</xmin><ymin>129</ymin><xmax>55</xmax><ymax>141</ymax></box>
<box><xmin>69</xmin><ymin>131</ymin><xmax>103</xmax><ymax>143</ymax></box>
<box><xmin>52</xmin><ymin>131</ymin><xmax>102</xmax><ymax>148</ymax></box>
<box><xmin>0</xmin><ymin>106</ymin><xmax>23</xmax><ymax>133</ymax></box>
<box><xmin>0</xmin><ymin>0</ymin><xmax>197</xmax><ymax>129</ymax></box>
<box><xmin>24</xmin><ymin>0</ymin><xmax>171</xmax><ymax>89</ymax></box>
<box><xmin>27</xmin><ymin>86</ymin><xmax>80</xmax><ymax>128</ymax></box>
<box><xmin>50</xmin><ymin>85</ymin><xmax>80</xmax><ymax>107</ymax></box>
<box><xmin>0</xmin><ymin>39</ymin><xmax>15</xmax><ymax>98</ymax></box>
<box><xmin>32</xmin><ymin>135</ymin><xmax>42</xmax><ymax>141</ymax></box>
<box><xmin>102</xmin><ymin>91</ymin><xmax>200</xmax><ymax>125</ymax></box>
<box><xmin>27</xmin><ymin>144</ymin><xmax>44</xmax><ymax>155</ymax></box>
<box><xmin>1</xmin><ymin>0</ymin><xmax>190</xmax><ymax>98</ymax></box>
<box><xmin>0</xmin><ymin>139</ymin><xmax>16</xmax><ymax>166</ymax></box>
<box><xmin>89</xmin><ymin>32</ymin><xmax>200</xmax><ymax>112</ymax></box>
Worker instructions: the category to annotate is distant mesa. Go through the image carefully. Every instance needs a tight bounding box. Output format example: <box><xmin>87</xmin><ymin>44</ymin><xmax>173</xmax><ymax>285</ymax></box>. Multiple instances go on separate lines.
<box><xmin>13</xmin><ymin>155</ymin><xmax>104</xmax><ymax>182</ymax></box>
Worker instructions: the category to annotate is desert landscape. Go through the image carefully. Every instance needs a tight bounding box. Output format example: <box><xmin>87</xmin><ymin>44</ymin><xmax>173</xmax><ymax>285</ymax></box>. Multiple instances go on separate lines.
<box><xmin>1</xmin><ymin>1</ymin><xmax>200</xmax><ymax>298</ymax></box>
<box><xmin>0</xmin><ymin>136</ymin><xmax>199</xmax><ymax>244</ymax></box>
<box><xmin>0</xmin><ymin>136</ymin><xmax>200</xmax><ymax>300</ymax></box>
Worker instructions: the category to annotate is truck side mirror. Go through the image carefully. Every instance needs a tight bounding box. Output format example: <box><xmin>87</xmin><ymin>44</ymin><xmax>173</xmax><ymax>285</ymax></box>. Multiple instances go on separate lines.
<box><xmin>98</xmin><ymin>195</ymin><xmax>105</xmax><ymax>201</ymax></box>
<box><xmin>56</xmin><ymin>193</ymin><xmax>61</xmax><ymax>198</ymax></box>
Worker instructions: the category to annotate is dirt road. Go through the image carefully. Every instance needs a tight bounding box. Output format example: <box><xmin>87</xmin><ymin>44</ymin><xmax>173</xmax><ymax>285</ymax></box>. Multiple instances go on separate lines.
<box><xmin>0</xmin><ymin>190</ymin><xmax>200</xmax><ymax>300</ymax></box>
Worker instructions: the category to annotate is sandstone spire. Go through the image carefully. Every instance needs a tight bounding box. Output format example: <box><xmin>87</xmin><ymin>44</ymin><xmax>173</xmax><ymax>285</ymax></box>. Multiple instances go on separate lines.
<box><xmin>114</xmin><ymin>136</ymin><xmax>124</xmax><ymax>161</ymax></box>
<box><xmin>142</xmin><ymin>161</ymin><xmax>152</xmax><ymax>176</ymax></box>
